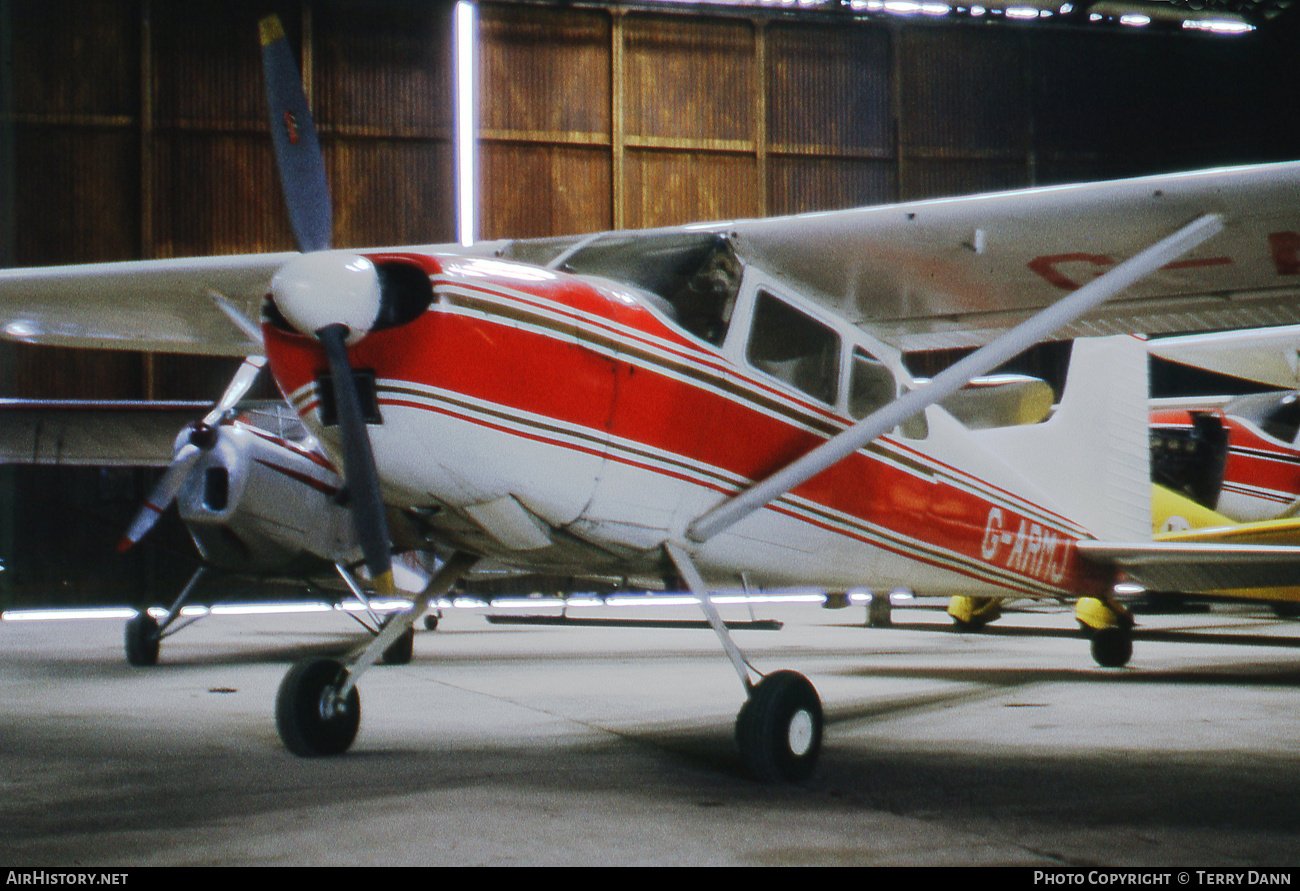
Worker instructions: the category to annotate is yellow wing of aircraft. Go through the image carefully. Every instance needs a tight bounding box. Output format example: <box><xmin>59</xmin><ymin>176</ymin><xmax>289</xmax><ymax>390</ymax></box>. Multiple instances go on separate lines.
<box><xmin>1139</xmin><ymin>484</ymin><xmax>1300</xmax><ymax>604</ymax></box>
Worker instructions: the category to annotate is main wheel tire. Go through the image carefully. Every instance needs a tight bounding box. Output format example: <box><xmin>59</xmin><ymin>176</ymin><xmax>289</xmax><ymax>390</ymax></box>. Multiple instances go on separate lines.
<box><xmin>1091</xmin><ymin>626</ymin><xmax>1133</xmax><ymax>668</ymax></box>
<box><xmin>275</xmin><ymin>658</ymin><xmax>360</xmax><ymax>757</ymax></box>
<box><xmin>124</xmin><ymin>613</ymin><xmax>160</xmax><ymax>666</ymax></box>
<box><xmin>735</xmin><ymin>670</ymin><xmax>823</xmax><ymax>782</ymax></box>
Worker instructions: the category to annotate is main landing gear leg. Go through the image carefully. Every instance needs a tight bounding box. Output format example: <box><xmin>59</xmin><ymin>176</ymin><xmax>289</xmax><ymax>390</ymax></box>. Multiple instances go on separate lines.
<box><xmin>333</xmin><ymin>562</ymin><xmax>416</xmax><ymax>665</ymax></box>
<box><xmin>124</xmin><ymin>566</ymin><xmax>209</xmax><ymax>666</ymax></box>
<box><xmin>664</xmin><ymin>542</ymin><xmax>823</xmax><ymax>783</ymax></box>
<box><xmin>276</xmin><ymin>551</ymin><xmax>480</xmax><ymax>757</ymax></box>
<box><xmin>1076</xmin><ymin>595</ymin><xmax>1135</xmax><ymax>668</ymax></box>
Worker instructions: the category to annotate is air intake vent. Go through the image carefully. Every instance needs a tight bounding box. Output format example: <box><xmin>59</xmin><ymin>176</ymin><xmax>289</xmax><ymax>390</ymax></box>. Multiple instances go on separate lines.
<box><xmin>204</xmin><ymin>467</ymin><xmax>230</xmax><ymax>511</ymax></box>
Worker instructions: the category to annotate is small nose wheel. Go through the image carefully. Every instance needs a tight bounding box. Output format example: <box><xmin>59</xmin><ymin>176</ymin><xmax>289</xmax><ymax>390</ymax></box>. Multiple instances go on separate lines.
<box><xmin>124</xmin><ymin>613</ymin><xmax>160</xmax><ymax>666</ymax></box>
<box><xmin>735</xmin><ymin>670</ymin><xmax>823</xmax><ymax>782</ymax></box>
<box><xmin>276</xmin><ymin>658</ymin><xmax>361</xmax><ymax>756</ymax></box>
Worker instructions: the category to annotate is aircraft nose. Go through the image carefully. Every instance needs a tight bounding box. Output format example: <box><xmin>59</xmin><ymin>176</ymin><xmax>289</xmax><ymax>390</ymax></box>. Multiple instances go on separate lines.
<box><xmin>269</xmin><ymin>251</ymin><xmax>382</xmax><ymax>345</ymax></box>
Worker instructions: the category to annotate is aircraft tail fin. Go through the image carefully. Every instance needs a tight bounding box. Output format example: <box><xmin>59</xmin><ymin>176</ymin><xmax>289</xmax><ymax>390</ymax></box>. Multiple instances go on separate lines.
<box><xmin>972</xmin><ymin>335</ymin><xmax>1151</xmax><ymax>542</ymax></box>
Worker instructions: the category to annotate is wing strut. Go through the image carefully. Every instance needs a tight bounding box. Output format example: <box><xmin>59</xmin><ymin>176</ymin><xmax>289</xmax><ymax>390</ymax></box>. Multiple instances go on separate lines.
<box><xmin>686</xmin><ymin>213</ymin><xmax>1224</xmax><ymax>544</ymax></box>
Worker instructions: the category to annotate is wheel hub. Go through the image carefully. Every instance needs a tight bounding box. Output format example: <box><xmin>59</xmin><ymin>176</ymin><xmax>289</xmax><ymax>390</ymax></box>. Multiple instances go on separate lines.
<box><xmin>318</xmin><ymin>685</ymin><xmax>346</xmax><ymax>721</ymax></box>
<box><xmin>787</xmin><ymin>708</ymin><xmax>814</xmax><ymax>756</ymax></box>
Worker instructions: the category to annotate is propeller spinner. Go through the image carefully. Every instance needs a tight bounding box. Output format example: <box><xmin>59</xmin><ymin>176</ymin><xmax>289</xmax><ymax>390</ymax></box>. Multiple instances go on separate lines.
<box><xmin>259</xmin><ymin>15</ymin><xmax>396</xmax><ymax>597</ymax></box>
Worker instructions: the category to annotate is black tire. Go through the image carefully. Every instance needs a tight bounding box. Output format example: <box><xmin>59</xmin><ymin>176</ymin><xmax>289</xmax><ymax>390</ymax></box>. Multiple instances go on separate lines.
<box><xmin>423</xmin><ymin>614</ymin><xmax>440</xmax><ymax>631</ymax></box>
<box><xmin>735</xmin><ymin>670</ymin><xmax>823</xmax><ymax>782</ymax></box>
<box><xmin>275</xmin><ymin>658</ymin><xmax>360</xmax><ymax>757</ymax></box>
<box><xmin>124</xmin><ymin>613</ymin><xmax>160</xmax><ymax>667</ymax></box>
<box><xmin>1091</xmin><ymin>626</ymin><xmax>1133</xmax><ymax>668</ymax></box>
<box><xmin>382</xmin><ymin>627</ymin><xmax>415</xmax><ymax>665</ymax></box>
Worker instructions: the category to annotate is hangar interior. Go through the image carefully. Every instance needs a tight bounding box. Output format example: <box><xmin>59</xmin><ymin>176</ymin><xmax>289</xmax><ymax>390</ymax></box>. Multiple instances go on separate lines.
<box><xmin>1</xmin><ymin>0</ymin><xmax>1299</xmax><ymax>608</ymax></box>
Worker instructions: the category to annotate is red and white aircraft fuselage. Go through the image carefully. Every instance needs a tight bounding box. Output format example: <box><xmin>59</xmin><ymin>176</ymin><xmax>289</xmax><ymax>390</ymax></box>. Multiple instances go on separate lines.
<box><xmin>263</xmin><ymin>251</ymin><xmax>1115</xmax><ymax>605</ymax></box>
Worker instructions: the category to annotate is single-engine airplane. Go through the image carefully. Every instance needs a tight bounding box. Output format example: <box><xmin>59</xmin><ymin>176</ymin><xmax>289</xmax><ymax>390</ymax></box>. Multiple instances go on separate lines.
<box><xmin>7</xmin><ymin>16</ymin><xmax>1300</xmax><ymax>780</ymax></box>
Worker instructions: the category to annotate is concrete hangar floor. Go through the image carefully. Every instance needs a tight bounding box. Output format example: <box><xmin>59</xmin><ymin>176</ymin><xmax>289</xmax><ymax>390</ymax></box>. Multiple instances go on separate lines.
<box><xmin>3</xmin><ymin>595</ymin><xmax>1300</xmax><ymax>866</ymax></box>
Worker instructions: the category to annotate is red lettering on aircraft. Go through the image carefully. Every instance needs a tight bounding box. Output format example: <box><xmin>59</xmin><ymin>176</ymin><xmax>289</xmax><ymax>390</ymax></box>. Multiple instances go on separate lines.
<box><xmin>1026</xmin><ymin>253</ymin><xmax>1113</xmax><ymax>291</ymax></box>
<box><xmin>1029</xmin><ymin>249</ymin><xmax>1237</xmax><ymax>290</ymax></box>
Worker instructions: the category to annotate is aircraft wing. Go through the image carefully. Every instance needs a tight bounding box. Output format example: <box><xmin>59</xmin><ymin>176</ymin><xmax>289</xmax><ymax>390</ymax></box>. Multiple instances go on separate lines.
<box><xmin>0</xmin><ymin>399</ymin><xmax>209</xmax><ymax>466</ymax></box>
<box><xmin>714</xmin><ymin>161</ymin><xmax>1300</xmax><ymax>351</ymax></box>
<box><xmin>3</xmin><ymin>162</ymin><xmax>1300</xmax><ymax>357</ymax></box>
<box><xmin>0</xmin><ymin>252</ymin><xmax>299</xmax><ymax>355</ymax></box>
<box><xmin>1146</xmin><ymin>324</ymin><xmax>1300</xmax><ymax>388</ymax></box>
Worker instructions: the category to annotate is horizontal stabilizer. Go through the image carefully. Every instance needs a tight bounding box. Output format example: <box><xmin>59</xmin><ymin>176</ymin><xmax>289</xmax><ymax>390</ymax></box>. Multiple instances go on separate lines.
<box><xmin>1079</xmin><ymin>540</ymin><xmax>1300</xmax><ymax>593</ymax></box>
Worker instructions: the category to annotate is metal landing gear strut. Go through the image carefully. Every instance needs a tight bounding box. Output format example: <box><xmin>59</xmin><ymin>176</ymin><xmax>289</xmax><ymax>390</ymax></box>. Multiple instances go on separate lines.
<box><xmin>124</xmin><ymin>567</ymin><xmax>210</xmax><ymax>667</ymax></box>
<box><xmin>665</xmin><ymin>542</ymin><xmax>823</xmax><ymax>782</ymax></box>
<box><xmin>275</xmin><ymin>552</ymin><xmax>479</xmax><ymax>757</ymax></box>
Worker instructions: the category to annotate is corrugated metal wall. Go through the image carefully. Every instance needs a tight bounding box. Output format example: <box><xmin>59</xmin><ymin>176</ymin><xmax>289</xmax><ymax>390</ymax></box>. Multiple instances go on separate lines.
<box><xmin>1</xmin><ymin>0</ymin><xmax>456</xmax><ymax>606</ymax></box>
<box><xmin>479</xmin><ymin>5</ymin><xmax>613</xmax><ymax>237</ymax></box>
<box><xmin>1</xmin><ymin>0</ymin><xmax>1295</xmax><ymax>606</ymax></box>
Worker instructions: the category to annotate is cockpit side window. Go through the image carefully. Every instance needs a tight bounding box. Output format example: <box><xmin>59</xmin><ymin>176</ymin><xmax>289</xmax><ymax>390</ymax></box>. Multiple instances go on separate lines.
<box><xmin>746</xmin><ymin>290</ymin><xmax>840</xmax><ymax>405</ymax></box>
<box><xmin>847</xmin><ymin>347</ymin><xmax>896</xmax><ymax>420</ymax></box>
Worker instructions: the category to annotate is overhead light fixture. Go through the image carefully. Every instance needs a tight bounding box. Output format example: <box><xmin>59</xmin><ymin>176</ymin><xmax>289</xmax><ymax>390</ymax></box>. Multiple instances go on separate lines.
<box><xmin>454</xmin><ymin>2</ymin><xmax>477</xmax><ymax>248</ymax></box>
<box><xmin>1183</xmin><ymin>18</ymin><xmax>1255</xmax><ymax>33</ymax></box>
<box><xmin>1090</xmin><ymin>0</ymin><xmax>1255</xmax><ymax>33</ymax></box>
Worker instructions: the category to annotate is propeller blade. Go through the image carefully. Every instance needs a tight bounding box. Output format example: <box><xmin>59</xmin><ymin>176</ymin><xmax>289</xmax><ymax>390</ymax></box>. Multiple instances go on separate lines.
<box><xmin>259</xmin><ymin>15</ymin><xmax>331</xmax><ymax>253</ymax></box>
<box><xmin>258</xmin><ymin>18</ymin><xmax>391</xmax><ymax>597</ymax></box>
<box><xmin>117</xmin><ymin>444</ymin><xmax>202</xmax><ymax>553</ymax></box>
<box><xmin>318</xmin><ymin>324</ymin><xmax>395</xmax><ymax>596</ymax></box>
<box><xmin>202</xmin><ymin>355</ymin><xmax>269</xmax><ymax>427</ymax></box>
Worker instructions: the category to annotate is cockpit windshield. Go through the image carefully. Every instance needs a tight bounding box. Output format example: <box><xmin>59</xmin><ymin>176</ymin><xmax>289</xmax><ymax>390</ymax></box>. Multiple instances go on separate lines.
<box><xmin>1225</xmin><ymin>391</ymin><xmax>1300</xmax><ymax>445</ymax></box>
<box><xmin>501</xmin><ymin>231</ymin><xmax>742</xmax><ymax>346</ymax></box>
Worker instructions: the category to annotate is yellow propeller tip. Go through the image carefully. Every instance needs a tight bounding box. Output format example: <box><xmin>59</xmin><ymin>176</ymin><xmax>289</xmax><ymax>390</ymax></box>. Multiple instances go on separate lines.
<box><xmin>373</xmin><ymin>570</ymin><xmax>397</xmax><ymax>598</ymax></box>
<box><xmin>259</xmin><ymin>16</ymin><xmax>286</xmax><ymax>47</ymax></box>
